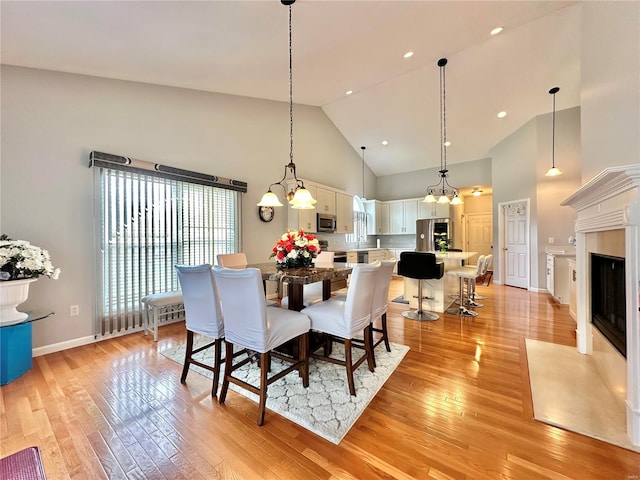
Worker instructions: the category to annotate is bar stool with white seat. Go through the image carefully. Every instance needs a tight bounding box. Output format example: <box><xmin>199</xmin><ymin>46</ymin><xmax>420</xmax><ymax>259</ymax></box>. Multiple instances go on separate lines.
<box><xmin>446</xmin><ymin>257</ymin><xmax>484</xmax><ymax>317</ymax></box>
<box><xmin>175</xmin><ymin>264</ymin><xmax>224</xmax><ymax>398</ymax></box>
<box><xmin>470</xmin><ymin>254</ymin><xmax>492</xmax><ymax>301</ymax></box>
<box><xmin>213</xmin><ymin>266</ymin><xmax>310</xmax><ymax>426</ymax></box>
<box><xmin>397</xmin><ymin>252</ymin><xmax>444</xmax><ymax>321</ymax></box>
<box><xmin>459</xmin><ymin>255</ymin><xmax>485</xmax><ymax>307</ymax></box>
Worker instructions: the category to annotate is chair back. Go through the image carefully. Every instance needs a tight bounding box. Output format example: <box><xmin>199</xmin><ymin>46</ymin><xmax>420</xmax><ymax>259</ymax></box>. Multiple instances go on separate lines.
<box><xmin>213</xmin><ymin>266</ymin><xmax>269</xmax><ymax>351</ymax></box>
<box><xmin>175</xmin><ymin>264</ymin><xmax>224</xmax><ymax>338</ymax></box>
<box><xmin>372</xmin><ymin>259</ymin><xmax>396</xmax><ymax>319</ymax></box>
<box><xmin>397</xmin><ymin>251</ymin><xmax>443</xmax><ymax>280</ymax></box>
<box><xmin>483</xmin><ymin>254</ymin><xmax>493</xmax><ymax>274</ymax></box>
<box><xmin>216</xmin><ymin>253</ymin><xmax>248</xmax><ymax>268</ymax></box>
<box><xmin>474</xmin><ymin>255</ymin><xmax>486</xmax><ymax>276</ymax></box>
<box><xmin>314</xmin><ymin>251</ymin><xmax>335</xmax><ymax>266</ymax></box>
<box><xmin>343</xmin><ymin>262</ymin><xmax>379</xmax><ymax>333</ymax></box>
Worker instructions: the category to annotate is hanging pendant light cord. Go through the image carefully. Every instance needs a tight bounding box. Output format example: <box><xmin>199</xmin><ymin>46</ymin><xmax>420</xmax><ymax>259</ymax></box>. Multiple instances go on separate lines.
<box><xmin>288</xmin><ymin>3</ymin><xmax>294</xmax><ymax>167</ymax></box>
<box><xmin>361</xmin><ymin>146</ymin><xmax>366</xmax><ymax>198</ymax></box>
<box><xmin>551</xmin><ymin>90</ymin><xmax>556</xmax><ymax>168</ymax></box>
<box><xmin>440</xmin><ymin>60</ymin><xmax>447</xmax><ymax>172</ymax></box>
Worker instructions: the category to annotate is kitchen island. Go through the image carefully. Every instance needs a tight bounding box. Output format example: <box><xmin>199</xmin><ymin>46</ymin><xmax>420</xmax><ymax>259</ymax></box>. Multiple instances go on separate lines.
<box><xmin>402</xmin><ymin>251</ymin><xmax>477</xmax><ymax>314</ymax></box>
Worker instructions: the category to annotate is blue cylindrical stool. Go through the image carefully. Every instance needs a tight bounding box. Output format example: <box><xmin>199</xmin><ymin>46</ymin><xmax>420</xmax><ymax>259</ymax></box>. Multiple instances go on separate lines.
<box><xmin>0</xmin><ymin>321</ymin><xmax>33</xmax><ymax>385</ymax></box>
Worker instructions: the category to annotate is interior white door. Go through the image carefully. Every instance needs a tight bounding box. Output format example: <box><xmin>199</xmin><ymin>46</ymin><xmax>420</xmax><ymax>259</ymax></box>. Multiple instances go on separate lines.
<box><xmin>503</xmin><ymin>201</ymin><xmax>529</xmax><ymax>289</ymax></box>
<box><xmin>466</xmin><ymin>213</ymin><xmax>493</xmax><ymax>265</ymax></box>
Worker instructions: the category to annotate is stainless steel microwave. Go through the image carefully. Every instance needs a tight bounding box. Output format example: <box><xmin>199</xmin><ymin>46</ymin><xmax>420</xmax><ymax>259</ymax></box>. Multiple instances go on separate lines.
<box><xmin>317</xmin><ymin>214</ymin><xmax>337</xmax><ymax>233</ymax></box>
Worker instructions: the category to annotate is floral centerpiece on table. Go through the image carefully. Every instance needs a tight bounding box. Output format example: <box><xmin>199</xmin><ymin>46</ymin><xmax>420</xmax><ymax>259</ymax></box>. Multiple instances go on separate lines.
<box><xmin>270</xmin><ymin>229</ymin><xmax>320</xmax><ymax>269</ymax></box>
<box><xmin>0</xmin><ymin>234</ymin><xmax>61</xmax><ymax>281</ymax></box>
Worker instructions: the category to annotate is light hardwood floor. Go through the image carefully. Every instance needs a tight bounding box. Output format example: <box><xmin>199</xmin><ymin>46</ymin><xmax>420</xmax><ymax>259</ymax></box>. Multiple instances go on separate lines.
<box><xmin>1</xmin><ymin>279</ymin><xmax>639</xmax><ymax>479</ymax></box>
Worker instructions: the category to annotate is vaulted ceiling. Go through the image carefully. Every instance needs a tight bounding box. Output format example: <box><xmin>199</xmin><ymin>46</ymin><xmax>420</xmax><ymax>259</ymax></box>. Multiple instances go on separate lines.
<box><xmin>1</xmin><ymin>0</ymin><xmax>580</xmax><ymax>177</ymax></box>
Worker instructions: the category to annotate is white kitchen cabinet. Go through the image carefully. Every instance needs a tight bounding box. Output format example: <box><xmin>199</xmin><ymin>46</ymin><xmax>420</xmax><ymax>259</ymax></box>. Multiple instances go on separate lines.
<box><xmin>546</xmin><ymin>253</ymin><xmax>574</xmax><ymax>304</ymax></box>
<box><xmin>364</xmin><ymin>200</ymin><xmax>390</xmax><ymax>235</ymax></box>
<box><xmin>336</xmin><ymin>192</ymin><xmax>354</xmax><ymax>234</ymax></box>
<box><xmin>287</xmin><ymin>184</ymin><xmax>317</xmax><ymax>232</ymax></box>
<box><xmin>418</xmin><ymin>201</ymin><xmax>450</xmax><ymax>219</ymax></box>
<box><xmin>315</xmin><ymin>187</ymin><xmax>336</xmax><ymax>215</ymax></box>
<box><xmin>389</xmin><ymin>199</ymin><xmax>418</xmax><ymax>234</ymax></box>
<box><xmin>367</xmin><ymin>249</ymin><xmax>386</xmax><ymax>263</ymax></box>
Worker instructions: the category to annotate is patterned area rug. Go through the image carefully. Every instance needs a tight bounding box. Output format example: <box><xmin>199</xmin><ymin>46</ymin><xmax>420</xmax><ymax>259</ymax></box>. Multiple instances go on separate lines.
<box><xmin>161</xmin><ymin>336</ymin><xmax>409</xmax><ymax>444</ymax></box>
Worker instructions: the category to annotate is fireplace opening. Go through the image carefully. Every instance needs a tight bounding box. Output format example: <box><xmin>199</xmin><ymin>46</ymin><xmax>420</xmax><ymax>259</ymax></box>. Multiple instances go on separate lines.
<box><xmin>590</xmin><ymin>253</ymin><xmax>626</xmax><ymax>357</ymax></box>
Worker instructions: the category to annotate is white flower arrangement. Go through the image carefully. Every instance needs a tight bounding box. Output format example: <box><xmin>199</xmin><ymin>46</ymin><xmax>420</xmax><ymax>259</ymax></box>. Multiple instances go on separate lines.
<box><xmin>0</xmin><ymin>235</ymin><xmax>61</xmax><ymax>281</ymax></box>
<box><xmin>270</xmin><ymin>229</ymin><xmax>320</xmax><ymax>269</ymax></box>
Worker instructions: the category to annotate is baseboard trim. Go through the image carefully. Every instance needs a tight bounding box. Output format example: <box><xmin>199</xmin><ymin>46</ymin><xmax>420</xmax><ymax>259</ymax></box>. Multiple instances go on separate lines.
<box><xmin>33</xmin><ymin>335</ymin><xmax>97</xmax><ymax>357</ymax></box>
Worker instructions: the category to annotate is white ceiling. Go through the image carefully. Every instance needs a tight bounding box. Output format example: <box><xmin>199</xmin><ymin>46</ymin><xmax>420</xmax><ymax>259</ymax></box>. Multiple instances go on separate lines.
<box><xmin>1</xmin><ymin>0</ymin><xmax>581</xmax><ymax>177</ymax></box>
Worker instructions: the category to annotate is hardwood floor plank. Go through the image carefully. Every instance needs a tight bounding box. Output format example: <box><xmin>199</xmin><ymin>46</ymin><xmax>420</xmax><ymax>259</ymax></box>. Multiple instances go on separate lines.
<box><xmin>1</xmin><ymin>278</ymin><xmax>639</xmax><ymax>479</ymax></box>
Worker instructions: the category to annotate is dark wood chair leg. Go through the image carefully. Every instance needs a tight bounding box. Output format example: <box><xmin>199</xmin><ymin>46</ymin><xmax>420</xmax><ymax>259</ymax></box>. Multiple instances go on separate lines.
<box><xmin>300</xmin><ymin>332</ymin><xmax>309</xmax><ymax>388</ymax></box>
<box><xmin>258</xmin><ymin>352</ymin><xmax>269</xmax><ymax>426</ymax></box>
<box><xmin>344</xmin><ymin>339</ymin><xmax>356</xmax><ymax>396</ymax></box>
<box><xmin>211</xmin><ymin>338</ymin><xmax>222</xmax><ymax>398</ymax></box>
<box><xmin>382</xmin><ymin>313</ymin><xmax>391</xmax><ymax>352</ymax></box>
<box><xmin>181</xmin><ymin>330</ymin><xmax>194</xmax><ymax>383</ymax></box>
<box><xmin>364</xmin><ymin>326</ymin><xmax>375</xmax><ymax>372</ymax></box>
<box><xmin>369</xmin><ymin>322</ymin><xmax>377</xmax><ymax>368</ymax></box>
<box><xmin>219</xmin><ymin>341</ymin><xmax>234</xmax><ymax>404</ymax></box>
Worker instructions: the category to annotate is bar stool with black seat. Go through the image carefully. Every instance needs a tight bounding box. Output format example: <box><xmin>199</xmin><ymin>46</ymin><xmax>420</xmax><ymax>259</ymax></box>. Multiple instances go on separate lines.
<box><xmin>175</xmin><ymin>264</ymin><xmax>224</xmax><ymax>398</ymax></box>
<box><xmin>397</xmin><ymin>252</ymin><xmax>444</xmax><ymax>321</ymax></box>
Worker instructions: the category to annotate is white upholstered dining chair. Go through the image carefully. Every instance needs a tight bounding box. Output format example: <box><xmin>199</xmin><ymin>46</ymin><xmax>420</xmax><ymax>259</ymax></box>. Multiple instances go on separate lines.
<box><xmin>175</xmin><ymin>264</ymin><xmax>224</xmax><ymax>398</ymax></box>
<box><xmin>216</xmin><ymin>252</ymin><xmax>248</xmax><ymax>268</ymax></box>
<box><xmin>301</xmin><ymin>262</ymin><xmax>379</xmax><ymax>396</ymax></box>
<box><xmin>369</xmin><ymin>259</ymin><xmax>396</xmax><ymax>367</ymax></box>
<box><xmin>213</xmin><ymin>266</ymin><xmax>310</xmax><ymax>425</ymax></box>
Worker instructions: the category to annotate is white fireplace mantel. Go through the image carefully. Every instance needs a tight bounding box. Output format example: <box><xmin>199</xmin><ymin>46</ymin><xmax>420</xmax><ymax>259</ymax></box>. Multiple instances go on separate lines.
<box><xmin>561</xmin><ymin>163</ymin><xmax>640</xmax><ymax>446</ymax></box>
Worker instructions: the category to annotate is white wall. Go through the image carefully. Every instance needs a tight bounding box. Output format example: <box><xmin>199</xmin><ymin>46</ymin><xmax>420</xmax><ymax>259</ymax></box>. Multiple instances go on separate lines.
<box><xmin>0</xmin><ymin>66</ymin><xmax>364</xmax><ymax>349</ymax></box>
<box><xmin>580</xmin><ymin>1</ymin><xmax>640</xmax><ymax>183</ymax></box>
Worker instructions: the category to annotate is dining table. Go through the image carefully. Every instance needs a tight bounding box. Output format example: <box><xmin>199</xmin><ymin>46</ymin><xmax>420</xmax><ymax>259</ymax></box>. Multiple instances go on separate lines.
<box><xmin>247</xmin><ymin>262</ymin><xmax>353</xmax><ymax>311</ymax></box>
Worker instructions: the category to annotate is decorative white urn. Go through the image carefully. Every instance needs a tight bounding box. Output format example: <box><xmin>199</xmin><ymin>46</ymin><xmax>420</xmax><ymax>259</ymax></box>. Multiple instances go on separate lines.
<box><xmin>0</xmin><ymin>278</ymin><xmax>36</xmax><ymax>324</ymax></box>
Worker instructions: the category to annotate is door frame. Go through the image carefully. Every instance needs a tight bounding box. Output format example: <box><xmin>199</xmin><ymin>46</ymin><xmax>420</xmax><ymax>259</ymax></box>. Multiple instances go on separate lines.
<box><xmin>497</xmin><ymin>198</ymin><xmax>530</xmax><ymax>289</ymax></box>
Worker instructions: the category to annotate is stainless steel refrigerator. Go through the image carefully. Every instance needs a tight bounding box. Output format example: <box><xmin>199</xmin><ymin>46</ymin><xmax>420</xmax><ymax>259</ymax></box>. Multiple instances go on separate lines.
<box><xmin>416</xmin><ymin>218</ymin><xmax>452</xmax><ymax>251</ymax></box>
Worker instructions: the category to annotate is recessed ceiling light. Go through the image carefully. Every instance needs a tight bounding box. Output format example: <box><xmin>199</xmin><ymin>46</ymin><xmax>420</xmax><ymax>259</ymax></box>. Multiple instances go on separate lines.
<box><xmin>497</xmin><ymin>111</ymin><xmax>507</xmax><ymax>118</ymax></box>
<box><xmin>345</xmin><ymin>90</ymin><xmax>353</xmax><ymax>95</ymax></box>
<box><xmin>381</xmin><ymin>140</ymin><xmax>389</xmax><ymax>146</ymax></box>
<box><xmin>490</xmin><ymin>26</ymin><xmax>503</xmax><ymax>36</ymax></box>
<box><xmin>444</xmin><ymin>141</ymin><xmax>451</xmax><ymax>147</ymax></box>
<box><xmin>403</xmin><ymin>51</ymin><xmax>414</xmax><ymax>59</ymax></box>
<box><xmin>472</xmin><ymin>188</ymin><xmax>483</xmax><ymax>196</ymax></box>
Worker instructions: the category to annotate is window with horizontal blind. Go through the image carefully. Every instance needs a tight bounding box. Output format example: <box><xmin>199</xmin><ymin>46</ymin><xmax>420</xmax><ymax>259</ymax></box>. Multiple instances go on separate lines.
<box><xmin>90</xmin><ymin>151</ymin><xmax>246</xmax><ymax>337</ymax></box>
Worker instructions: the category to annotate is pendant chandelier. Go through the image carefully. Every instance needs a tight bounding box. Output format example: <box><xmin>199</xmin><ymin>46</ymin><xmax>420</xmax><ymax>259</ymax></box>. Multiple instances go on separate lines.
<box><xmin>257</xmin><ymin>0</ymin><xmax>316</xmax><ymax>210</ymax></box>
<box><xmin>423</xmin><ymin>58</ymin><xmax>463</xmax><ymax>205</ymax></box>
<box><xmin>545</xmin><ymin>86</ymin><xmax>562</xmax><ymax>177</ymax></box>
